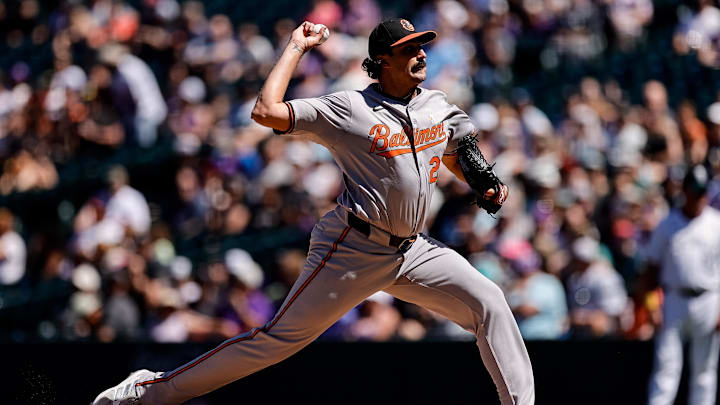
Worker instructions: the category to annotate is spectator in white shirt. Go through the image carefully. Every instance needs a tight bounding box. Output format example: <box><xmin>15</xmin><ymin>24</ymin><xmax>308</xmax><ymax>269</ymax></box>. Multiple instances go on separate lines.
<box><xmin>104</xmin><ymin>165</ymin><xmax>151</xmax><ymax>237</ymax></box>
<box><xmin>99</xmin><ymin>44</ymin><xmax>168</xmax><ymax>147</ymax></box>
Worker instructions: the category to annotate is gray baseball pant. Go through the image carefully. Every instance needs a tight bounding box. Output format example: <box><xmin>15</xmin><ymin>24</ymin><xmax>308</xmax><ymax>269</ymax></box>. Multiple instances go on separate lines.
<box><xmin>139</xmin><ymin>206</ymin><xmax>535</xmax><ymax>405</ymax></box>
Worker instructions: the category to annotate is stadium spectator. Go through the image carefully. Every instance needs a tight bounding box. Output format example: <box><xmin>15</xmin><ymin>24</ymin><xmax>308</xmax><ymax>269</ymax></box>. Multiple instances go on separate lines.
<box><xmin>347</xmin><ymin>291</ymin><xmax>402</xmax><ymax>341</ymax></box>
<box><xmin>566</xmin><ymin>237</ymin><xmax>629</xmax><ymax>338</ymax></box>
<box><xmin>674</xmin><ymin>0</ymin><xmax>720</xmax><ymax>68</ymax></box>
<box><xmin>0</xmin><ymin>208</ymin><xmax>26</xmax><ymax>285</ymax></box>
<box><xmin>223</xmin><ymin>248</ymin><xmax>273</xmax><ymax>331</ymax></box>
<box><xmin>501</xmin><ymin>239</ymin><xmax>569</xmax><ymax>340</ymax></box>
<box><xmin>99</xmin><ymin>269</ymin><xmax>141</xmax><ymax>342</ymax></box>
<box><xmin>607</xmin><ymin>0</ymin><xmax>653</xmax><ymax>50</ymax></box>
<box><xmin>1</xmin><ymin>0</ymin><xmax>720</xmax><ymax>345</ymax></box>
<box><xmin>104</xmin><ymin>165</ymin><xmax>152</xmax><ymax>237</ymax></box>
<box><xmin>0</xmin><ymin>148</ymin><xmax>58</xmax><ymax>194</ymax></box>
<box><xmin>97</xmin><ymin>44</ymin><xmax>167</xmax><ymax>147</ymax></box>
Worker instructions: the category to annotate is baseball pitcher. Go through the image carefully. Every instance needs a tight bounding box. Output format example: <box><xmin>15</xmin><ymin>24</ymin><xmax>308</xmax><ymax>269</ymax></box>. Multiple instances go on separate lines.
<box><xmin>91</xmin><ymin>18</ymin><xmax>534</xmax><ymax>405</ymax></box>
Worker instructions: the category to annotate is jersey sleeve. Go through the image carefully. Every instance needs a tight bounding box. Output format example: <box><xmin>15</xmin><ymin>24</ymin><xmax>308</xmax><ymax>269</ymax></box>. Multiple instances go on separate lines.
<box><xmin>443</xmin><ymin>103</ymin><xmax>476</xmax><ymax>155</ymax></box>
<box><xmin>274</xmin><ymin>91</ymin><xmax>352</xmax><ymax>147</ymax></box>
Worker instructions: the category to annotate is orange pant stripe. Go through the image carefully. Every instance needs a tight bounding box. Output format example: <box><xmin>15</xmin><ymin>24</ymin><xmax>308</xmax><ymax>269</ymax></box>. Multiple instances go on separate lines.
<box><xmin>137</xmin><ymin>225</ymin><xmax>352</xmax><ymax>387</ymax></box>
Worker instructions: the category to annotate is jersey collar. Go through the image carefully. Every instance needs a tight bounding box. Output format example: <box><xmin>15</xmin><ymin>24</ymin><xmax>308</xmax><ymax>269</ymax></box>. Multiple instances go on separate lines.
<box><xmin>370</xmin><ymin>83</ymin><xmax>422</xmax><ymax>105</ymax></box>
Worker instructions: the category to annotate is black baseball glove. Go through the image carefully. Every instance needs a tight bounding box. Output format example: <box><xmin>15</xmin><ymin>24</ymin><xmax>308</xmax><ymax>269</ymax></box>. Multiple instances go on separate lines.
<box><xmin>456</xmin><ymin>134</ymin><xmax>508</xmax><ymax>215</ymax></box>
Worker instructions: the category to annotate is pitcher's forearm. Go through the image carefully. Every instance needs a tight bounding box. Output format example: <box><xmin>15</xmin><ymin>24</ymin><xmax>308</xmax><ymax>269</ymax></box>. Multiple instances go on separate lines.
<box><xmin>442</xmin><ymin>155</ymin><xmax>467</xmax><ymax>182</ymax></box>
<box><xmin>259</xmin><ymin>41</ymin><xmax>305</xmax><ymax>106</ymax></box>
<box><xmin>251</xmin><ymin>22</ymin><xmax>327</xmax><ymax>131</ymax></box>
<box><xmin>251</xmin><ymin>41</ymin><xmax>305</xmax><ymax>129</ymax></box>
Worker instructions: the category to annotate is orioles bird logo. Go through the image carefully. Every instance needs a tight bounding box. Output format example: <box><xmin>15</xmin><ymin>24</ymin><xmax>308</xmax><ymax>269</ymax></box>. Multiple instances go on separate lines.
<box><xmin>400</xmin><ymin>19</ymin><xmax>415</xmax><ymax>31</ymax></box>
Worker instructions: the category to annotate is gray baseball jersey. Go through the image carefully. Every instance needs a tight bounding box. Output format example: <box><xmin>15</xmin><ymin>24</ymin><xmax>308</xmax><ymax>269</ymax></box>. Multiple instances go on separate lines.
<box><xmin>114</xmin><ymin>84</ymin><xmax>535</xmax><ymax>405</ymax></box>
<box><xmin>279</xmin><ymin>84</ymin><xmax>474</xmax><ymax>237</ymax></box>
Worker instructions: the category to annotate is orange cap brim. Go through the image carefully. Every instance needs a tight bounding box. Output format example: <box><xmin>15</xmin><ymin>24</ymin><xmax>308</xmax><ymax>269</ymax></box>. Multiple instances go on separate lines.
<box><xmin>390</xmin><ymin>31</ymin><xmax>437</xmax><ymax>47</ymax></box>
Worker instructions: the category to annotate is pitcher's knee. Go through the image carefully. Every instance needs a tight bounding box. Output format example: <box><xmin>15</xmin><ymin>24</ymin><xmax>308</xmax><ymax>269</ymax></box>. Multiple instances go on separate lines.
<box><xmin>467</xmin><ymin>281</ymin><xmax>512</xmax><ymax>323</ymax></box>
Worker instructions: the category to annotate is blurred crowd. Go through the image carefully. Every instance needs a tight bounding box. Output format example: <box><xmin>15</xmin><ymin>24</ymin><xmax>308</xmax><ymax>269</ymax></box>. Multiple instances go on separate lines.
<box><xmin>1</xmin><ymin>0</ymin><xmax>720</xmax><ymax>343</ymax></box>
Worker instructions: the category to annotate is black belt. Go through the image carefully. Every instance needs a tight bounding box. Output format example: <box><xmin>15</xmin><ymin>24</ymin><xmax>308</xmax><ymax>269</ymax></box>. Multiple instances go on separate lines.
<box><xmin>347</xmin><ymin>213</ymin><xmax>417</xmax><ymax>252</ymax></box>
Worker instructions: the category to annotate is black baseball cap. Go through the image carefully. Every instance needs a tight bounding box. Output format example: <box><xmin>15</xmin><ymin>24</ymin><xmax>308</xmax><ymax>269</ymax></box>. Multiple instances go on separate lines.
<box><xmin>368</xmin><ymin>18</ymin><xmax>437</xmax><ymax>59</ymax></box>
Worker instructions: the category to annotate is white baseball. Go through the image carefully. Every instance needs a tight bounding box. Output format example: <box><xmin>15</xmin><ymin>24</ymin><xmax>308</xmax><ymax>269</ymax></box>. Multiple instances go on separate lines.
<box><xmin>312</xmin><ymin>23</ymin><xmax>330</xmax><ymax>44</ymax></box>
